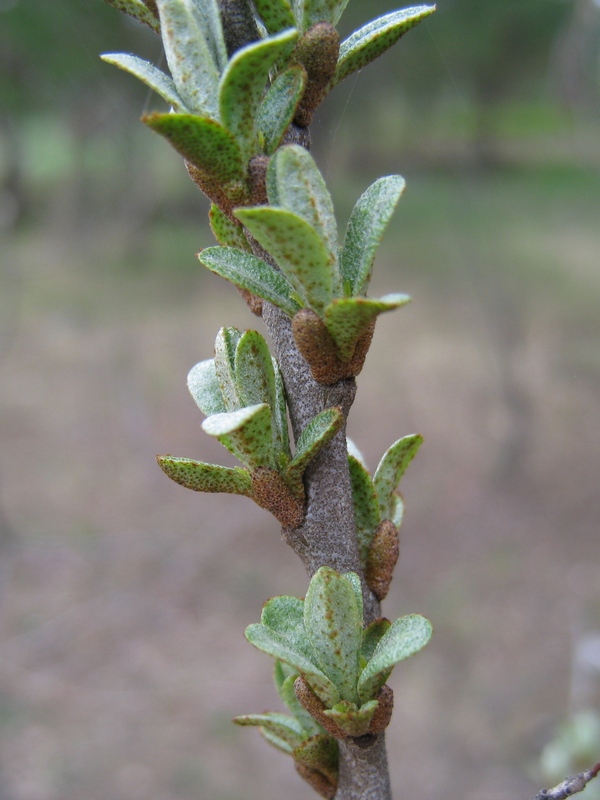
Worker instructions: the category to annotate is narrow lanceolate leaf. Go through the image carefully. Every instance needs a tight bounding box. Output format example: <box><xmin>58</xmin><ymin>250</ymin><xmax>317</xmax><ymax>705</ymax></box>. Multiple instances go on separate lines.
<box><xmin>155</xmin><ymin>0</ymin><xmax>221</xmax><ymax>117</ymax></box>
<box><xmin>331</xmin><ymin>6</ymin><xmax>436</xmax><ymax>88</ymax></box>
<box><xmin>245</xmin><ymin>623</ymin><xmax>340</xmax><ymax>707</ymax></box>
<box><xmin>101</xmin><ymin>54</ymin><xmax>186</xmax><ymax>110</ymax></box>
<box><xmin>373</xmin><ymin>433</ymin><xmax>423</xmax><ymax>520</ymax></box>
<box><xmin>143</xmin><ymin>113</ymin><xmax>244</xmax><ymax>185</ymax></box>
<box><xmin>233</xmin><ymin>713</ymin><xmax>305</xmax><ymax>752</ymax></box>
<box><xmin>187</xmin><ymin>358</ymin><xmax>226</xmax><ymax>416</ymax></box>
<box><xmin>324</xmin><ymin>293</ymin><xmax>411</xmax><ymax>362</ymax></box>
<box><xmin>191</xmin><ymin>0</ymin><xmax>228</xmax><ymax>73</ymax></box>
<box><xmin>214</xmin><ymin>326</ymin><xmax>243</xmax><ymax>411</ymax></box>
<box><xmin>357</xmin><ymin>614</ymin><xmax>432</xmax><ymax>702</ymax></box>
<box><xmin>302</xmin><ymin>0</ymin><xmax>350</xmax><ymax>28</ymax></box>
<box><xmin>268</xmin><ymin>146</ymin><xmax>339</xmax><ymax>275</ymax></box>
<box><xmin>253</xmin><ymin>0</ymin><xmax>295</xmax><ymax>34</ymax></box>
<box><xmin>341</xmin><ymin>571</ymin><xmax>363</xmax><ymax>624</ymax></box>
<box><xmin>348</xmin><ymin>455</ymin><xmax>380</xmax><ymax>563</ymax></box>
<box><xmin>219</xmin><ymin>29</ymin><xmax>299</xmax><ymax>158</ymax></box>
<box><xmin>304</xmin><ymin>567</ymin><xmax>363</xmax><ymax>704</ymax></box>
<box><xmin>235</xmin><ymin>207</ymin><xmax>336</xmax><ymax>315</ymax></box>
<box><xmin>202</xmin><ymin>404</ymin><xmax>275</xmax><ymax>469</ymax></box>
<box><xmin>102</xmin><ymin>0</ymin><xmax>160</xmax><ymax>32</ymax></box>
<box><xmin>285</xmin><ymin>407</ymin><xmax>344</xmax><ymax>496</ymax></box>
<box><xmin>156</xmin><ymin>456</ymin><xmax>253</xmax><ymax>495</ymax></box>
<box><xmin>257</xmin><ymin>66</ymin><xmax>306</xmax><ymax>154</ymax></box>
<box><xmin>209</xmin><ymin>205</ymin><xmax>250</xmax><ymax>251</ymax></box>
<box><xmin>340</xmin><ymin>175</ymin><xmax>406</xmax><ymax>296</ymax></box>
<box><xmin>234</xmin><ymin>331</ymin><xmax>279</xmax><ymax>426</ymax></box>
<box><xmin>199</xmin><ymin>247</ymin><xmax>300</xmax><ymax>317</ymax></box>
<box><xmin>272</xmin><ymin>356</ymin><xmax>290</xmax><ymax>463</ymax></box>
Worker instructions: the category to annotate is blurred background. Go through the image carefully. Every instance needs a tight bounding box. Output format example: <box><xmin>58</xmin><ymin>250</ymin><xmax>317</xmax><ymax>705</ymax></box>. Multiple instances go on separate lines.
<box><xmin>1</xmin><ymin>0</ymin><xmax>600</xmax><ymax>798</ymax></box>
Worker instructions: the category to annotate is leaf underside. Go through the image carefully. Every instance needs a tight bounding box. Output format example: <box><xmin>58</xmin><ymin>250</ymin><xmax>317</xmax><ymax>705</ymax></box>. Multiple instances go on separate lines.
<box><xmin>156</xmin><ymin>456</ymin><xmax>252</xmax><ymax>495</ymax></box>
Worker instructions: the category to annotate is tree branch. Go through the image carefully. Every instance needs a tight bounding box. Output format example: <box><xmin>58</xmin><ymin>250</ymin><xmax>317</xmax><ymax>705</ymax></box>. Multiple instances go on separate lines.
<box><xmin>533</xmin><ymin>763</ymin><xmax>600</xmax><ymax>800</ymax></box>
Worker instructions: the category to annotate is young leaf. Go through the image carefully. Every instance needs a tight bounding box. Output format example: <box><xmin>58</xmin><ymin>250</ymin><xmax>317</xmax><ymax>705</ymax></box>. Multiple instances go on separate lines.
<box><xmin>324</xmin><ymin>294</ymin><xmax>411</xmax><ymax>362</ymax></box>
<box><xmin>102</xmin><ymin>0</ymin><xmax>161</xmax><ymax>32</ymax></box>
<box><xmin>272</xmin><ymin>355</ymin><xmax>291</xmax><ymax>463</ymax></box>
<box><xmin>219</xmin><ymin>29</ymin><xmax>299</xmax><ymax>158</ymax></box>
<box><xmin>390</xmin><ymin>492</ymin><xmax>404</xmax><ymax>529</ymax></box>
<box><xmin>302</xmin><ymin>0</ymin><xmax>350</xmax><ymax>28</ymax></box>
<box><xmin>373</xmin><ymin>434</ymin><xmax>423</xmax><ymax>520</ymax></box>
<box><xmin>340</xmin><ymin>571</ymin><xmax>363</xmax><ymax>624</ymax></box>
<box><xmin>187</xmin><ymin>358</ymin><xmax>226</xmax><ymax>416</ymax></box>
<box><xmin>214</xmin><ymin>326</ymin><xmax>243</xmax><ymax>411</ymax></box>
<box><xmin>143</xmin><ymin>113</ymin><xmax>245</xmax><ymax>185</ymax></box>
<box><xmin>279</xmin><ymin>673</ymin><xmax>324</xmax><ymax>736</ymax></box>
<box><xmin>245</xmin><ymin>623</ymin><xmax>341</xmax><ymax>707</ymax></box>
<box><xmin>156</xmin><ymin>456</ymin><xmax>253</xmax><ymax>495</ymax></box>
<box><xmin>261</xmin><ymin>595</ymin><xmax>310</xmax><ymax>657</ymax></box>
<box><xmin>348</xmin><ymin>455</ymin><xmax>380</xmax><ymax>563</ymax></box>
<box><xmin>285</xmin><ymin>407</ymin><xmax>344</xmax><ymax>496</ymax></box>
<box><xmin>235</xmin><ymin>207</ymin><xmax>336</xmax><ymax>315</ymax></box>
<box><xmin>233</xmin><ymin>712</ymin><xmax>306</xmax><ymax>752</ymax></box>
<box><xmin>155</xmin><ymin>0</ymin><xmax>221</xmax><ymax>117</ymax></box>
<box><xmin>331</xmin><ymin>6</ymin><xmax>436</xmax><ymax>88</ymax></box>
<box><xmin>268</xmin><ymin>146</ymin><xmax>339</xmax><ymax>271</ymax></box>
<box><xmin>340</xmin><ymin>175</ymin><xmax>406</xmax><ymax>296</ymax></box>
<box><xmin>202</xmin><ymin>404</ymin><xmax>275</xmax><ymax>469</ymax></box>
<box><xmin>361</xmin><ymin>618</ymin><xmax>392</xmax><ymax>665</ymax></box>
<box><xmin>253</xmin><ymin>0</ymin><xmax>296</xmax><ymax>34</ymax></box>
<box><xmin>101</xmin><ymin>53</ymin><xmax>186</xmax><ymax>110</ymax></box>
<box><xmin>198</xmin><ymin>247</ymin><xmax>300</xmax><ymax>317</ymax></box>
<box><xmin>322</xmin><ymin>698</ymin><xmax>379</xmax><ymax>738</ymax></box>
<box><xmin>257</xmin><ymin>66</ymin><xmax>307</xmax><ymax>154</ymax></box>
<box><xmin>209</xmin><ymin>204</ymin><xmax>251</xmax><ymax>251</ymax></box>
<box><xmin>191</xmin><ymin>0</ymin><xmax>228</xmax><ymax>74</ymax></box>
<box><xmin>303</xmin><ymin>567</ymin><xmax>363</xmax><ymax>704</ymax></box>
<box><xmin>357</xmin><ymin>614</ymin><xmax>432</xmax><ymax>702</ymax></box>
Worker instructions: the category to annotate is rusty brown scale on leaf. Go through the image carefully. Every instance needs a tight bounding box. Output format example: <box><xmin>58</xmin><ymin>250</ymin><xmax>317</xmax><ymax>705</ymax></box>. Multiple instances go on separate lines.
<box><xmin>292</xmin><ymin>309</ymin><xmax>376</xmax><ymax>385</ymax></box>
<box><xmin>365</xmin><ymin>519</ymin><xmax>400</xmax><ymax>601</ymax></box>
<box><xmin>294</xmin><ymin>763</ymin><xmax>337</xmax><ymax>800</ymax></box>
<box><xmin>292</xmin><ymin>23</ymin><xmax>340</xmax><ymax>127</ymax></box>
<box><xmin>251</xmin><ymin>467</ymin><xmax>305</xmax><ymax>527</ymax></box>
<box><xmin>367</xmin><ymin>684</ymin><xmax>394</xmax><ymax>734</ymax></box>
<box><xmin>185</xmin><ymin>162</ymin><xmax>236</xmax><ymax>219</ymax></box>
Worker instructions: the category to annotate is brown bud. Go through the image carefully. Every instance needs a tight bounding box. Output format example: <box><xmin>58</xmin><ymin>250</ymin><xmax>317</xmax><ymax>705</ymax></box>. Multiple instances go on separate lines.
<box><xmin>294</xmin><ymin>676</ymin><xmax>349</xmax><ymax>739</ymax></box>
<box><xmin>292</xmin><ymin>23</ymin><xmax>340</xmax><ymax>127</ymax></box>
<box><xmin>347</xmin><ymin>318</ymin><xmax>376</xmax><ymax>378</ymax></box>
<box><xmin>292</xmin><ymin>309</ymin><xmax>347</xmax><ymax>385</ymax></box>
<box><xmin>236</xmin><ymin>287</ymin><xmax>263</xmax><ymax>316</ymax></box>
<box><xmin>251</xmin><ymin>467</ymin><xmax>305</xmax><ymax>528</ymax></box>
<box><xmin>294</xmin><ymin>763</ymin><xmax>336</xmax><ymax>800</ymax></box>
<box><xmin>185</xmin><ymin>162</ymin><xmax>235</xmax><ymax>218</ymax></box>
<box><xmin>365</xmin><ymin>519</ymin><xmax>400</xmax><ymax>601</ymax></box>
<box><xmin>367</xmin><ymin>684</ymin><xmax>394</xmax><ymax>735</ymax></box>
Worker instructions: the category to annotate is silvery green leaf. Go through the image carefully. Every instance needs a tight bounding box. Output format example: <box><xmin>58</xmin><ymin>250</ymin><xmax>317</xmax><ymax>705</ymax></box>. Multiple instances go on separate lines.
<box><xmin>293</xmin><ymin>735</ymin><xmax>339</xmax><ymax>784</ymax></box>
<box><xmin>324</xmin><ymin>293</ymin><xmax>411</xmax><ymax>362</ymax></box>
<box><xmin>348</xmin><ymin>454</ymin><xmax>380</xmax><ymax>564</ymax></box>
<box><xmin>189</xmin><ymin>0</ymin><xmax>228</xmax><ymax>73</ymax></box>
<box><xmin>357</xmin><ymin>614</ymin><xmax>432</xmax><ymax>702</ymax></box>
<box><xmin>361</xmin><ymin>618</ymin><xmax>391</xmax><ymax>665</ymax></box>
<box><xmin>278</xmin><ymin>673</ymin><xmax>324</xmax><ymax>735</ymax></box>
<box><xmin>285</xmin><ymin>407</ymin><xmax>344</xmax><ymax>497</ymax></box>
<box><xmin>346</xmin><ymin>438</ymin><xmax>367</xmax><ymax>467</ymax></box>
<box><xmin>302</xmin><ymin>0</ymin><xmax>350</xmax><ymax>28</ymax></box>
<box><xmin>341</xmin><ymin>571</ymin><xmax>363</xmax><ymax>624</ymax></box>
<box><xmin>143</xmin><ymin>113</ymin><xmax>244</xmax><ymax>185</ymax></box>
<box><xmin>202</xmin><ymin>404</ymin><xmax>275</xmax><ymax>469</ymax></box>
<box><xmin>373</xmin><ymin>434</ymin><xmax>423</xmax><ymax>520</ymax></box>
<box><xmin>214</xmin><ymin>326</ymin><xmax>243</xmax><ymax>411</ymax></box>
<box><xmin>261</xmin><ymin>595</ymin><xmax>311</xmax><ymax>659</ymax></box>
<box><xmin>245</xmin><ymin>623</ymin><xmax>340</xmax><ymax>707</ymax></box>
<box><xmin>233</xmin><ymin>712</ymin><xmax>305</xmax><ymax>752</ymax></box>
<box><xmin>332</xmin><ymin>6</ymin><xmax>436</xmax><ymax>88</ymax></box>
<box><xmin>304</xmin><ymin>567</ymin><xmax>363</xmax><ymax>704</ymax></box>
<box><xmin>156</xmin><ymin>456</ymin><xmax>253</xmax><ymax>495</ymax></box>
<box><xmin>340</xmin><ymin>175</ymin><xmax>405</xmax><ymax>296</ymax></box>
<box><xmin>272</xmin><ymin>356</ymin><xmax>290</xmax><ymax>462</ymax></box>
<box><xmin>219</xmin><ymin>29</ymin><xmax>298</xmax><ymax>158</ymax></box>
<box><xmin>253</xmin><ymin>0</ymin><xmax>296</xmax><ymax>34</ymax></box>
<box><xmin>390</xmin><ymin>492</ymin><xmax>404</xmax><ymax>529</ymax></box>
<box><xmin>102</xmin><ymin>0</ymin><xmax>161</xmax><ymax>32</ymax></box>
<box><xmin>155</xmin><ymin>0</ymin><xmax>220</xmax><ymax>117</ymax></box>
<box><xmin>267</xmin><ymin>146</ymin><xmax>339</xmax><ymax>273</ymax></box>
<box><xmin>257</xmin><ymin>66</ymin><xmax>307</xmax><ymax>154</ymax></box>
<box><xmin>101</xmin><ymin>54</ymin><xmax>186</xmax><ymax>110</ymax></box>
<box><xmin>235</xmin><ymin>207</ymin><xmax>336</xmax><ymax>315</ymax></box>
<box><xmin>322</xmin><ymin>698</ymin><xmax>378</xmax><ymax>737</ymax></box>
<box><xmin>187</xmin><ymin>358</ymin><xmax>226</xmax><ymax>416</ymax></box>
<box><xmin>209</xmin><ymin>205</ymin><xmax>251</xmax><ymax>251</ymax></box>
<box><xmin>198</xmin><ymin>247</ymin><xmax>300</xmax><ymax>317</ymax></box>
